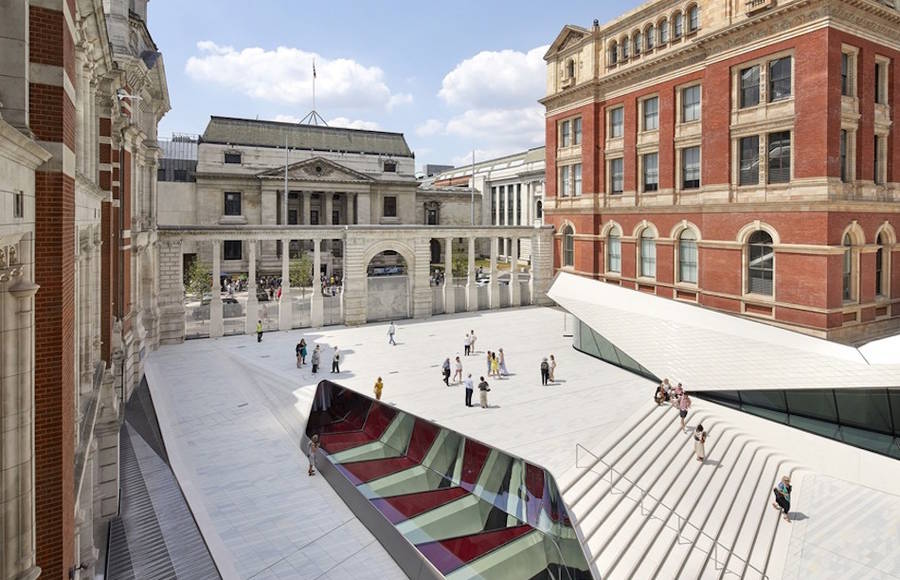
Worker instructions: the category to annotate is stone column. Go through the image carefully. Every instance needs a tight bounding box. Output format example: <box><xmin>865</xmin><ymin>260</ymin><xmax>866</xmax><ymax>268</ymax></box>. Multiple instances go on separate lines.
<box><xmin>301</xmin><ymin>191</ymin><xmax>309</xmax><ymax>225</ymax></box>
<box><xmin>245</xmin><ymin>240</ymin><xmax>258</xmax><ymax>334</ymax></box>
<box><xmin>91</xmin><ymin>235</ymin><xmax>102</xmax><ymax>361</ymax></box>
<box><xmin>3</xmin><ymin>280</ymin><xmax>42</xmax><ymax>580</ymax></box>
<box><xmin>75</xmin><ymin>52</ymin><xmax>85</xmax><ymax>175</ymax></box>
<box><xmin>311</xmin><ymin>240</ymin><xmax>324</xmax><ymax>327</ymax></box>
<box><xmin>357</xmin><ymin>193</ymin><xmax>371</xmax><ymax>224</ymax></box>
<box><xmin>210</xmin><ymin>240</ymin><xmax>224</xmax><ymax>337</ymax></box>
<box><xmin>443</xmin><ymin>237</ymin><xmax>455</xmax><ymax>314</ymax></box>
<box><xmin>530</xmin><ymin>228</ymin><xmax>554</xmax><ymax>305</ymax></box>
<box><xmin>279</xmin><ymin>238</ymin><xmax>292</xmax><ymax>331</ymax></box>
<box><xmin>324</xmin><ymin>192</ymin><xmax>333</xmax><ymax>225</ymax></box>
<box><xmin>413</xmin><ymin>237</ymin><xmax>433</xmax><ymax>319</ymax></box>
<box><xmin>465</xmin><ymin>237</ymin><xmax>478</xmax><ymax>312</ymax></box>
<box><xmin>510</xmin><ymin>237</ymin><xmax>521</xmax><ymax>307</ymax></box>
<box><xmin>494</xmin><ymin>186</ymin><xmax>501</xmax><ymax>226</ymax></box>
<box><xmin>157</xmin><ymin>239</ymin><xmax>186</xmax><ymax>343</ymax></box>
<box><xmin>512</xmin><ymin>184</ymin><xmax>518</xmax><ymax>226</ymax></box>
<box><xmin>488</xmin><ymin>237</ymin><xmax>500</xmax><ymax>309</ymax></box>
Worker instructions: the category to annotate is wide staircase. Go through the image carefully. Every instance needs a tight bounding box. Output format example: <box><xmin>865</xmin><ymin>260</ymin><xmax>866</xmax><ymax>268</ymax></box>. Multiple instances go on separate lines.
<box><xmin>560</xmin><ymin>402</ymin><xmax>806</xmax><ymax>580</ymax></box>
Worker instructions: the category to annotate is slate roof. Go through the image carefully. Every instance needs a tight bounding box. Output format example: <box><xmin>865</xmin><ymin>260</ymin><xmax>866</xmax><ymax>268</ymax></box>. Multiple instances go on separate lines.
<box><xmin>200</xmin><ymin>116</ymin><xmax>414</xmax><ymax>157</ymax></box>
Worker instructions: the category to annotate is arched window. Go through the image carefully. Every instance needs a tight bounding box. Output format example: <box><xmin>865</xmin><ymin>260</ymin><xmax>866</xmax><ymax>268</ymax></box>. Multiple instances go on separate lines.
<box><xmin>633</xmin><ymin>32</ymin><xmax>642</xmax><ymax>55</ymax></box>
<box><xmin>842</xmin><ymin>233</ymin><xmax>854</xmax><ymax>301</ymax></box>
<box><xmin>609</xmin><ymin>41</ymin><xmax>618</xmax><ymax>65</ymax></box>
<box><xmin>607</xmin><ymin>227</ymin><xmax>622</xmax><ymax>273</ymax></box>
<box><xmin>562</xmin><ymin>226</ymin><xmax>574</xmax><ymax>267</ymax></box>
<box><xmin>659</xmin><ymin>18</ymin><xmax>669</xmax><ymax>44</ymax></box>
<box><xmin>688</xmin><ymin>5</ymin><xmax>700</xmax><ymax>32</ymax></box>
<box><xmin>747</xmin><ymin>230</ymin><xmax>774</xmax><ymax>295</ymax></box>
<box><xmin>622</xmin><ymin>36</ymin><xmax>630</xmax><ymax>59</ymax></box>
<box><xmin>678</xmin><ymin>229</ymin><xmax>698</xmax><ymax>283</ymax></box>
<box><xmin>674</xmin><ymin>12</ymin><xmax>684</xmax><ymax>38</ymax></box>
<box><xmin>566</xmin><ymin>58</ymin><xmax>575</xmax><ymax>79</ymax></box>
<box><xmin>875</xmin><ymin>232</ymin><xmax>885</xmax><ymax>297</ymax></box>
<box><xmin>536</xmin><ymin>200</ymin><xmax>543</xmax><ymax>219</ymax></box>
<box><xmin>646</xmin><ymin>25</ymin><xmax>655</xmax><ymax>50</ymax></box>
<box><xmin>639</xmin><ymin>228</ymin><xmax>657</xmax><ymax>278</ymax></box>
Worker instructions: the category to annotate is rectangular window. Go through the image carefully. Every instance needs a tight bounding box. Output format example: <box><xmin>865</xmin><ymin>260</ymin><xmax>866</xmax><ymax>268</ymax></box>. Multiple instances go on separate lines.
<box><xmin>491</xmin><ymin>187</ymin><xmax>497</xmax><ymax>225</ymax></box>
<box><xmin>383</xmin><ymin>196</ymin><xmax>397</xmax><ymax>218</ymax></box>
<box><xmin>223</xmin><ymin>240</ymin><xmax>242</xmax><ymax>261</ymax></box>
<box><xmin>841</xmin><ymin>52</ymin><xmax>851</xmax><ymax>96</ymax></box>
<box><xmin>573</xmin><ymin>117</ymin><xmax>582</xmax><ymax>145</ymax></box>
<box><xmin>332</xmin><ymin>209</ymin><xmax>340</xmax><ymax>224</ymax></box>
<box><xmin>643</xmin><ymin>153</ymin><xmax>659</xmax><ymax>192</ymax></box>
<box><xmin>573</xmin><ymin>164</ymin><xmax>582</xmax><ymax>195</ymax></box>
<box><xmin>224</xmin><ymin>152</ymin><xmax>241</xmax><ymax>164</ymax></box>
<box><xmin>875</xmin><ymin>61</ymin><xmax>887</xmax><ymax>104</ymax></box>
<box><xmin>874</xmin><ymin>136</ymin><xmax>883</xmax><ymax>185</ymax></box>
<box><xmin>560</xmin><ymin>120</ymin><xmax>571</xmax><ymax>147</ymax></box>
<box><xmin>288</xmin><ymin>209</ymin><xmax>298</xmax><ymax>225</ymax></box>
<box><xmin>560</xmin><ymin>166</ymin><xmax>570</xmax><ymax>197</ymax></box>
<box><xmin>610</xmin><ymin>107</ymin><xmax>624</xmax><ymax>138</ymax></box>
<box><xmin>739</xmin><ymin>136</ymin><xmax>760</xmax><ymax>186</ymax></box>
<box><xmin>679</xmin><ymin>236</ymin><xmax>698</xmax><ymax>284</ymax></box>
<box><xmin>610</xmin><ymin>158</ymin><xmax>624</xmax><ymax>194</ymax></box>
<box><xmin>740</xmin><ymin>66</ymin><xmax>760</xmax><ymax>108</ymax></box>
<box><xmin>224</xmin><ymin>192</ymin><xmax>242</xmax><ymax>216</ymax></box>
<box><xmin>768</xmin><ymin>57</ymin><xmax>792</xmax><ymax>101</ymax></box>
<box><xmin>13</xmin><ymin>190</ymin><xmax>24</xmax><ymax>218</ymax></box>
<box><xmin>157</xmin><ymin>167</ymin><xmax>166</xmax><ymax>182</ymax></box>
<box><xmin>682</xmin><ymin>85</ymin><xmax>701</xmax><ymax>123</ymax></box>
<box><xmin>311</xmin><ymin>210</ymin><xmax>319</xmax><ymax>225</ymax></box>
<box><xmin>643</xmin><ymin>97</ymin><xmax>659</xmax><ymax>131</ymax></box>
<box><xmin>768</xmin><ymin>131</ymin><xmax>791</xmax><ymax>184</ymax></box>
<box><xmin>682</xmin><ymin>146</ymin><xmax>700</xmax><ymax>189</ymax></box>
<box><xmin>608</xmin><ymin>237</ymin><xmax>621</xmax><ymax>273</ymax></box>
<box><xmin>840</xmin><ymin>130</ymin><xmax>849</xmax><ymax>182</ymax></box>
<box><xmin>674</xmin><ymin>13</ymin><xmax>683</xmax><ymax>38</ymax></box>
<box><xmin>173</xmin><ymin>169</ymin><xmax>188</xmax><ymax>182</ymax></box>
<box><xmin>383</xmin><ymin>160</ymin><xmax>397</xmax><ymax>172</ymax></box>
<box><xmin>640</xmin><ymin>237</ymin><xmax>656</xmax><ymax>278</ymax></box>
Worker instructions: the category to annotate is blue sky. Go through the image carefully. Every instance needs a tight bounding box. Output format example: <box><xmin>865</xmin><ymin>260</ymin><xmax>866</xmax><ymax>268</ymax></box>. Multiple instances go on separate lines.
<box><xmin>149</xmin><ymin>0</ymin><xmax>643</xmax><ymax>170</ymax></box>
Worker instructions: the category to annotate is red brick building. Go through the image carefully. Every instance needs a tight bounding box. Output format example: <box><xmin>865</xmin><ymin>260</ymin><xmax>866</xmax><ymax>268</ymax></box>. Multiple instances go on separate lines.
<box><xmin>542</xmin><ymin>0</ymin><xmax>900</xmax><ymax>343</ymax></box>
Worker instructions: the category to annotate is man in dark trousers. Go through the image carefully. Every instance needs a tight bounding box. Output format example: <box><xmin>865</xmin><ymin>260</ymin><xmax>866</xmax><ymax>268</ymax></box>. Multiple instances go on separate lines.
<box><xmin>256</xmin><ymin>320</ymin><xmax>263</xmax><ymax>343</ymax></box>
<box><xmin>463</xmin><ymin>374</ymin><xmax>474</xmax><ymax>407</ymax></box>
<box><xmin>331</xmin><ymin>346</ymin><xmax>341</xmax><ymax>373</ymax></box>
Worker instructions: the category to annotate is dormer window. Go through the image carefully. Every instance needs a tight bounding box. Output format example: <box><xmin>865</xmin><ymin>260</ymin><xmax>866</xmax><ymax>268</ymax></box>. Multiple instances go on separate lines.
<box><xmin>384</xmin><ymin>160</ymin><xmax>397</xmax><ymax>173</ymax></box>
<box><xmin>224</xmin><ymin>151</ymin><xmax>241</xmax><ymax>164</ymax></box>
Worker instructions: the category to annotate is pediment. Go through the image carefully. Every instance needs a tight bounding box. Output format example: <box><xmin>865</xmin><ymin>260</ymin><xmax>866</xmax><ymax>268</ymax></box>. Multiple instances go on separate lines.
<box><xmin>257</xmin><ymin>156</ymin><xmax>375</xmax><ymax>182</ymax></box>
<box><xmin>544</xmin><ymin>25</ymin><xmax>589</xmax><ymax>59</ymax></box>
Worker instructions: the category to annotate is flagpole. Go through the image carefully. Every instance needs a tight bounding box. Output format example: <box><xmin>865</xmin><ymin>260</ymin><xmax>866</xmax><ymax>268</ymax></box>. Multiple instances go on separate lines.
<box><xmin>470</xmin><ymin>149</ymin><xmax>475</xmax><ymax>225</ymax></box>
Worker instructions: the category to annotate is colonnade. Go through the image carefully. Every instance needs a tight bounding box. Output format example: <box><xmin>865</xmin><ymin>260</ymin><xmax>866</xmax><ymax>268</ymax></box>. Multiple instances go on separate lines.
<box><xmin>157</xmin><ymin>225</ymin><xmax>554</xmax><ymax>343</ymax></box>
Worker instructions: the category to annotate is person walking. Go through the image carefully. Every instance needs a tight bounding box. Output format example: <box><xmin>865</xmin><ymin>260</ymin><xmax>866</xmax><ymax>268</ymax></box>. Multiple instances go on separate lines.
<box><xmin>693</xmin><ymin>424</ymin><xmax>707</xmax><ymax>462</ymax></box>
<box><xmin>295</xmin><ymin>341</ymin><xmax>303</xmax><ymax>368</ymax></box>
<box><xmin>373</xmin><ymin>377</ymin><xmax>384</xmax><ymax>401</ymax></box>
<box><xmin>490</xmin><ymin>352</ymin><xmax>499</xmax><ymax>378</ymax></box>
<box><xmin>388</xmin><ymin>322</ymin><xmax>397</xmax><ymax>346</ymax></box>
<box><xmin>442</xmin><ymin>357</ymin><xmax>451</xmax><ymax>386</ymax></box>
<box><xmin>464</xmin><ymin>333</ymin><xmax>471</xmax><ymax>356</ymax></box>
<box><xmin>679</xmin><ymin>391</ymin><xmax>692</xmax><ymax>432</ymax></box>
<box><xmin>463</xmin><ymin>373</ymin><xmax>474</xmax><ymax>407</ymax></box>
<box><xmin>654</xmin><ymin>384</ymin><xmax>666</xmax><ymax>405</ymax></box>
<box><xmin>469</xmin><ymin>330</ymin><xmax>477</xmax><ymax>353</ymax></box>
<box><xmin>540</xmin><ymin>357</ymin><xmax>550</xmax><ymax>386</ymax></box>
<box><xmin>549</xmin><ymin>354</ymin><xmax>557</xmax><ymax>382</ymax></box>
<box><xmin>772</xmin><ymin>475</ymin><xmax>792</xmax><ymax>523</ymax></box>
<box><xmin>486</xmin><ymin>351</ymin><xmax>492</xmax><ymax>375</ymax></box>
<box><xmin>311</xmin><ymin>345</ymin><xmax>320</xmax><ymax>374</ymax></box>
<box><xmin>299</xmin><ymin>338</ymin><xmax>308</xmax><ymax>365</ymax></box>
<box><xmin>307</xmin><ymin>434</ymin><xmax>320</xmax><ymax>476</ymax></box>
<box><xmin>478</xmin><ymin>376</ymin><xmax>491</xmax><ymax>409</ymax></box>
<box><xmin>256</xmin><ymin>320</ymin><xmax>263</xmax><ymax>343</ymax></box>
<box><xmin>498</xmin><ymin>348</ymin><xmax>508</xmax><ymax>377</ymax></box>
<box><xmin>453</xmin><ymin>356</ymin><xmax>463</xmax><ymax>384</ymax></box>
<box><xmin>331</xmin><ymin>346</ymin><xmax>341</xmax><ymax>373</ymax></box>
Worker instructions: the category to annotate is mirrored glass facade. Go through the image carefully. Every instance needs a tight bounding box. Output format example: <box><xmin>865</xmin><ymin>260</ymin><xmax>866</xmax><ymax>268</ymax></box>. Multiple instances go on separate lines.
<box><xmin>571</xmin><ymin>317</ymin><xmax>900</xmax><ymax>460</ymax></box>
<box><xmin>306</xmin><ymin>382</ymin><xmax>593</xmax><ymax>580</ymax></box>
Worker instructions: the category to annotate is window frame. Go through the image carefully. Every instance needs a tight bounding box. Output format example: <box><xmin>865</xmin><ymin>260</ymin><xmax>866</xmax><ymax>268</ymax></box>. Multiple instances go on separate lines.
<box><xmin>560</xmin><ymin>119</ymin><xmax>571</xmax><ymax>148</ymax></box>
<box><xmin>559</xmin><ymin>165</ymin><xmax>571</xmax><ymax>197</ymax></box>
<box><xmin>642</xmin><ymin>152</ymin><xmax>659</xmax><ymax>192</ymax></box>
<box><xmin>573</xmin><ymin>117</ymin><xmax>583</xmax><ymax>145</ymax></box>
<box><xmin>681</xmin><ymin>85</ymin><xmax>701</xmax><ymax>123</ymax></box>
<box><xmin>768</xmin><ymin>56</ymin><xmax>793</xmax><ymax>102</ymax></box>
<box><xmin>875</xmin><ymin>57</ymin><xmax>890</xmax><ymax>105</ymax></box>
<box><xmin>642</xmin><ymin>96</ymin><xmax>659</xmax><ymax>131</ymax></box>
<box><xmin>747</xmin><ymin>230</ymin><xmax>775</xmax><ymax>297</ymax></box>
<box><xmin>659</xmin><ymin>19</ymin><xmax>669</xmax><ymax>44</ymax></box>
<box><xmin>223</xmin><ymin>191</ymin><xmax>242</xmax><ymax>216</ymax></box>
<box><xmin>767</xmin><ymin>131</ymin><xmax>791</xmax><ymax>185</ymax></box>
<box><xmin>842</xmin><ymin>232</ymin><xmax>854</xmax><ymax>302</ymax></box>
<box><xmin>573</xmin><ymin>164</ymin><xmax>583</xmax><ymax>196</ymax></box>
<box><xmin>383</xmin><ymin>195</ymin><xmax>398</xmax><ymax>218</ymax></box>
<box><xmin>562</xmin><ymin>226</ymin><xmax>575</xmax><ymax>268</ymax></box>
<box><xmin>607</xmin><ymin>227</ymin><xmax>622</xmax><ymax>274</ymax></box>
<box><xmin>739</xmin><ymin>135</ymin><xmax>760</xmax><ymax>186</ymax></box>
<box><xmin>609</xmin><ymin>106</ymin><xmax>625</xmax><ymax>138</ymax></box>
<box><xmin>875</xmin><ymin>232</ymin><xmax>886</xmax><ymax>298</ymax></box>
<box><xmin>638</xmin><ymin>228</ymin><xmax>657</xmax><ymax>279</ymax></box>
<box><xmin>224</xmin><ymin>151</ymin><xmax>242</xmax><ymax>165</ymax></box>
<box><xmin>674</xmin><ymin>12</ymin><xmax>683</xmax><ymax>38</ymax></box>
<box><xmin>223</xmin><ymin>240</ymin><xmax>242</xmax><ymax>261</ymax></box>
<box><xmin>677</xmin><ymin>229</ymin><xmax>699</xmax><ymax>285</ymax></box>
<box><xmin>687</xmin><ymin>4</ymin><xmax>699</xmax><ymax>32</ymax></box>
<box><xmin>740</xmin><ymin>65</ymin><xmax>760</xmax><ymax>109</ymax></box>
<box><xmin>609</xmin><ymin>157</ymin><xmax>625</xmax><ymax>194</ymax></box>
<box><xmin>681</xmin><ymin>146</ymin><xmax>701</xmax><ymax>189</ymax></box>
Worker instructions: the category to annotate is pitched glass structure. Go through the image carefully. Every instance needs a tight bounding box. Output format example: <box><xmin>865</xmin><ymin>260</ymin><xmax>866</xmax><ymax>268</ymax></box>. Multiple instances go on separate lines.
<box><xmin>571</xmin><ymin>317</ymin><xmax>900</xmax><ymax>460</ymax></box>
<box><xmin>306</xmin><ymin>381</ymin><xmax>593</xmax><ymax>580</ymax></box>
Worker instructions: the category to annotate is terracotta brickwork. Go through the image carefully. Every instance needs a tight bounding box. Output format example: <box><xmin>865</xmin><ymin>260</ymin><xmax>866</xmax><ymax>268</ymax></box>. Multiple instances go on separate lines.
<box><xmin>544</xmin><ymin>3</ymin><xmax>900</xmax><ymax>342</ymax></box>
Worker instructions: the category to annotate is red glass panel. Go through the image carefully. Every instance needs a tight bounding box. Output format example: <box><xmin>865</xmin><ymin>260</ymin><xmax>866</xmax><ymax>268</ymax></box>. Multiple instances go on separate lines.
<box><xmin>459</xmin><ymin>440</ymin><xmax>490</xmax><ymax>492</ymax></box>
<box><xmin>337</xmin><ymin>456</ymin><xmax>418</xmax><ymax>485</ymax></box>
<box><xmin>416</xmin><ymin>525</ymin><xmax>535</xmax><ymax>574</ymax></box>
<box><xmin>370</xmin><ymin>487</ymin><xmax>469</xmax><ymax>524</ymax></box>
<box><xmin>406</xmin><ymin>419</ymin><xmax>440</xmax><ymax>463</ymax></box>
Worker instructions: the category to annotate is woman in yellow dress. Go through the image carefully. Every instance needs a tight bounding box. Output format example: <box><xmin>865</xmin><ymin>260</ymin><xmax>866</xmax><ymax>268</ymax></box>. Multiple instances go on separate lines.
<box><xmin>373</xmin><ymin>377</ymin><xmax>384</xmax><ymax>401</ymax></box>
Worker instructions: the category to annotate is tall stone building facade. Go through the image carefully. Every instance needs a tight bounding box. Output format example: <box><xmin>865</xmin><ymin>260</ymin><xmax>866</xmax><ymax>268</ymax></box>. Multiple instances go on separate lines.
<box><xmin>543</xmin><ymin>0</ymin><xmax>900</xmax><ymax>343</ymax></box>
<box><xmin>0</xmin><ymin>1</ymin><xmax>168</xmax><ymax>579</ymax></box>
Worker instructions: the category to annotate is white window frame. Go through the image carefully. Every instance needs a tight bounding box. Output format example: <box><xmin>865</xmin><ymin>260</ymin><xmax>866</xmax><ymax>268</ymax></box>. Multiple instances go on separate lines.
<box><xmin>875</xmin><ymin>56</ymin><xmax>890</xmax><ymax>105</ymax></box>
<box><xmin>637</xmin><ymin>227</ymin><xmax>657</xmax><ymax>280</ymax></box>
<box><xmin>609</xmin><ymin>106</ymin><xmax>625</xmax><ymax>138</ymax></box>
<box><xmin>680</xmin><ymin>84</ymin><xmax>702</xmax><ymax>124</ymax></box>
<box><xmin>642</xmin><ymin>95</ymin><xmax>659</xmax><ymax>132</ymax></box>
<box><xmin>608</xmin><ymin>157</ymin><xmax>625</xmax><ymax>194</ymax></box>
<box><xmin>841</xmin><ymin>45</ymin><xmax>859</xmax><ymax>98</ymax></box>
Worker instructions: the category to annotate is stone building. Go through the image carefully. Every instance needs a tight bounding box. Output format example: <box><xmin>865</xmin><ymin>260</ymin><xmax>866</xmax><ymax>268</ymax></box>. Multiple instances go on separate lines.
<box><xmin>431</xmin><ymin>146</ymin><xmax>546</xmax><ymax>262</ymax></box>
<box><xmin>158</xmin><ymin>117</ymin><xmax>483</xmax><ymax>276</ymax></box>
<box><xmin>542</xmin><ymin>0</ymin><xmax>900</xmax><ymax>343</ymax></box>
<box><xmin>0</xmin><ymin>1</ymin><xmax>168</xmax><ymax>578</ymax></box>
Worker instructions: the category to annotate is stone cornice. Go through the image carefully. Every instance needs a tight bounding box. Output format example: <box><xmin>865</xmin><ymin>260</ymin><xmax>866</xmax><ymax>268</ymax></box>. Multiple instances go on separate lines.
<box><xmin>0</xmin><ymin>119</ymin><xmax>52</xmax><ymax>169</ymax></box>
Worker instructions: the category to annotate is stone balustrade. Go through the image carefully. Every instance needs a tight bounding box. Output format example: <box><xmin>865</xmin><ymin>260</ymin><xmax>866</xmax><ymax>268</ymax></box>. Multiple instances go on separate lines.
<box><xmin>157</xmin><ymin>224</ymin><xmax>555</xmax><ymax>343</ymax></box>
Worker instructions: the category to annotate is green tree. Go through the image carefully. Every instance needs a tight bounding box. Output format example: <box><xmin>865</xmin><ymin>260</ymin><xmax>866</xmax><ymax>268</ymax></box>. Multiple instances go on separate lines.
<box><xmin>452</xmin><ymin>255</ymin><xmax>468</xmax><ymax>279</ymax></box>
<box><xmin>290</xmin><ymin>253</ymin><xmax>313</xmax><ymax>289</ymax></box>
<box><xmin>186</xmin><ymin>259</ymin><xmax>211</xmax><ymax>297</ymax></box>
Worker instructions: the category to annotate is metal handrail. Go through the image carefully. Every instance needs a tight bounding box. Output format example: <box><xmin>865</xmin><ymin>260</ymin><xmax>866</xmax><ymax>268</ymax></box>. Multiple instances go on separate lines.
<box><xmin>574</xmin><ymin>442</ymin><xmax>770</xmax><ymax>578</ymax></box>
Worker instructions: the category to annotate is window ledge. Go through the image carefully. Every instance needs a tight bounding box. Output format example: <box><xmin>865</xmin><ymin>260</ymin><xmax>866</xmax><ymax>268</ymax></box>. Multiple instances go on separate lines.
<box><xmin>219</xmin><ymin>215</ymin><xmax>248</xmax><ymax>225</ymax></box>
<box><xmin>743</xmin><ymin>292</ymin><xmax>775</xmax><ymax>303</ymax></box>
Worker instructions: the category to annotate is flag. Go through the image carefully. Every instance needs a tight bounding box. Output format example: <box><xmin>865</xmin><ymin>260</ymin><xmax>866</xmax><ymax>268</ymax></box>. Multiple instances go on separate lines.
<box><xmin>313</xmin><ymin>60</ymin><xmax>316</xmax><ymax>79</ymax></box>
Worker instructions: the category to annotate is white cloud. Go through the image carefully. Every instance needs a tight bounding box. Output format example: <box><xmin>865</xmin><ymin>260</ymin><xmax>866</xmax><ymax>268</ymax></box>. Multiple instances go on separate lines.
<box><xmin>328</xmin><ymin>117</ymin><xmax>380</xmax><ymax>130</ymax></box>
<box><xmin>438</xmin><ymin>45</ymin><xmax>548</xmax><ymax>109</ymax></box>
<box><xmin>185</xmin><ymin>42</ymin><xmax>411</xmax><ymax>111</ymax></box>
<box><xmin>444</xmin><ymin>107</ymin><xmax>544</xmax><ymax>144</ymax></box>
<box><xmin>450</xmin><ymin>148</ymin><xmax>524</xmax><ymax>168</ymax></box>
<box><xmin>415</xmin><ymin>119</ymin><xmax>445</xmax><ymax>137</ymax></box>
<box><xmin>272</xmin><ymin>114</ymin><xmax>301</xmax><ymax>123</ymax></box>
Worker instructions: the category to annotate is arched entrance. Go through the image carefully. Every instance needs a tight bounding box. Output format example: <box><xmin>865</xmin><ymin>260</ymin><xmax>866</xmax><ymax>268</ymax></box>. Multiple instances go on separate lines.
<box><xmin>365</xmin><ymin>247</ymin><xmax>412</xmax><ymax>322</ymax></box>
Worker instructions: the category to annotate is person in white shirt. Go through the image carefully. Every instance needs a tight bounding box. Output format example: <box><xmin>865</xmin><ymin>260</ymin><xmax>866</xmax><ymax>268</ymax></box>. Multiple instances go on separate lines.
<box><xmin>464</xmin><ymin>333</ymin><xmax>471</xmax><ymax>356</ymax></box>
<box><xmin>453</xmin><ymin>356</ymin><xmax>463</xmax><ymax>384</ymax></box>
<box><xmin>469</xmin><ymin>330</ymin><xmax>478</xmax><ymax>354</ymax></box>
<box><xmin>463</xmin><ymin>374</ymin><xmax>474</xmax><ymax>407</ymax></box>
<box><xmin>388</xmin><ymin>322</ymin><xmax>396</xmax><ymax>346</ymax></box>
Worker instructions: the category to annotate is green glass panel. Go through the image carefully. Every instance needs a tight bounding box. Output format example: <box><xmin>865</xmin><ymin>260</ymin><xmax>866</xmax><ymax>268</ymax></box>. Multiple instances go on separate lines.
<box><xmin>740</xmin><ymin>390</ymin><xmax>787</xmax><ymax>413</ymax></box>
<box><xmin>840</xmin><ymin>425</ymin><xmax>896</xmax><ymax>455</ymax></box>
<box><xmin>835</xmin><ymin>390</ymin><xmax>892</xmax><ymax>434</ymax></box>
<box><xmin>785</xmin><ymin>389</ymin><xmax>838</xmax><ymax>422</ymax></box>
<box><xmin>889</xmin><ymin>389</ymin><xmax>900</xmax><ymax>436</ymax></box>
<box><xmin>788</xmin><ymin>415</ymin><xmax>841</xmax><ymax>440</ymax></box>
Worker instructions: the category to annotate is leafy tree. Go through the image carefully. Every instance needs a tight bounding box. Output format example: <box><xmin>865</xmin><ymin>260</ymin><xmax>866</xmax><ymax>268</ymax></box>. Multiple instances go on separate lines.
<box><xmin>452</xmin><ymin>255</ymin><xmax>468</xmax><ymax>279</ymax></box>
<box><xmin>290</xmin><ymin>253</ymin><xmax>313</xmax><ymax>289</ymax></box>
<box><xmin>186</xmin><ymin>259</ymin><xmax>211</xmax><ymax>297</ymax></box>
